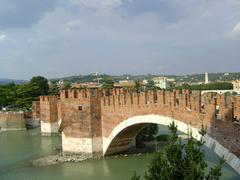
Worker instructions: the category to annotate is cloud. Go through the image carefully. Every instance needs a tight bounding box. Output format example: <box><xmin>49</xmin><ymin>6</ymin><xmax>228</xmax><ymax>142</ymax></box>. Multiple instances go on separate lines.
<box><xmin>0</xmin><ymin>0</ymin><xmax>240</xmax><ymax>79</ymax></box>
<box><xmin>0</xmin><ymin>0</ymin><xmax>59</xmax><ymax>29</ymax></box>
<box><xmin>69</xmin><ymin>0</ymin><xmax>122</xmax><ymax>10</ymax></box>
<box><xmin>233</xmin><ymin>22</ymin><xmax>240</xmax><ymax>34</ymax></box>
<box><xmin>65</xmin><ymin>20</ymin><xmax>83</xmax><ymax>31</ymax></box>
<box><xmin>0</xmin><ymin>34</ymin><xmax>7</xmax><ymax>42</ymax></box>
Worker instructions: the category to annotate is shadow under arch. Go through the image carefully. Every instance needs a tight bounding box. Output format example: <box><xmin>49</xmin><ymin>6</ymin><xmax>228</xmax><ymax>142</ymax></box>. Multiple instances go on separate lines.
<box><xmin>103</xmin><ymin>114</ymin><xmax>240</xmax><ymax>174</ymax></box>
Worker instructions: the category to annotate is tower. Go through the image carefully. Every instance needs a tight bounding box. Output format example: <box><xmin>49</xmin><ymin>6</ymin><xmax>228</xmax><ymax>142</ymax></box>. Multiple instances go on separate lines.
<box><xmin>205</xmin><ymin>72</ymin><xmax>209</xmax><ymax>84</ymax></box>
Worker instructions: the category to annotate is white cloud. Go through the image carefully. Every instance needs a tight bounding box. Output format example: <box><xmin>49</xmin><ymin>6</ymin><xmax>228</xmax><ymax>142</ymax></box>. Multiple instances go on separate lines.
<box><xmin>233</xmin><ymin>22</ymin><xmax>240</xmax><ymax>34</ymax></box>
<box><xmin>65</xmin><ymin>19</ymin><xmax>83</xmax><ymax>31</ymax></box>
<box><xmin>101</xmin><ymin>0</ymin><xmax>122</xmax><ymax>8</ymax></box>
<box><xmin>69</xmin><ymin>0</ymin><xmax>122</xmax><ymax>10</ymax></box>
<box><xmin>0</xmin><ymin>34</ymin><xmax>7</xmax><ymax>42</ymax></box>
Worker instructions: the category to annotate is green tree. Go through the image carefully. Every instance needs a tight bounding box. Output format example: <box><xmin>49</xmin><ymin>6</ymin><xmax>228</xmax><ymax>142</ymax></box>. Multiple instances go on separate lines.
<box><xmin>63</xmin><ymin>81</ymin><xmax>71</xmax><ymax>89</ymax></box>
<box><xmin>30</xmin><ymin>76</ymin><xmax>49</xmax><ymax>95</ymax></box>
<box><xmin>15</xmin><ymin>82</ymin><xmax>40</xmax><ymax>109</ymax></box>
<box><xmin>101</xmin><ymin>78</ymin><xmax>114</xmax><ymax>90</ymax></box>
<box><xmin>177</xmin><ymin>82</ymin><xmax>233</xmax><ymax>91</ymax></box>
<box><xmin>49</xmin><ymin>81</ymin><xmax>60</xmax><ymax>95</ymax></box>
<box><xmin>135</xmin><ymin>80</ymin><xmax>142</xmax><ymax>93</ymax></box>
<box><xmin>146</xmin><ymin>80</ymin><xmax>160</xmax><ymax>91</ymax></box>
<box><xmin>0</xmin><ymin>83</ymin><xmax>17</xmax><ymax>108</ymax></box>
<box><xmin>136</xmin><ymin>124</ymin><xmax>158</xmax><ymax>148</ymax></box>
<box><xmin>133</xmin><ymin>122</ymin><xmax>225</xmax><ymax>180</ymax></box>
<box><xmin>0</xmin><ymin>76</ymin><xmax>50</xmax><ymax>110</ymax></box>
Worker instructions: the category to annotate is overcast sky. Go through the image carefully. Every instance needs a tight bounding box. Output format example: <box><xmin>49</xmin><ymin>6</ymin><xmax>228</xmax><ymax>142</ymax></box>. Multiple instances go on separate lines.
<box><xmin>0</xmin><ymin>0</ymin><xmax>240</xmax><ymax>79</ymax></box>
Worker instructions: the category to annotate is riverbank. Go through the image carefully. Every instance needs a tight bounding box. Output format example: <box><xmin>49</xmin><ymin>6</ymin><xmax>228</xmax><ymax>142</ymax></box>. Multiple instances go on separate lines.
<box><xmin>30</xmin><ymin>153</ymin><xmax>93</xmax><ymax>167</ymax></box>
<box><xmin>30</xmin><ymin>142</ymin><xmax>165</xmax><ymax>167</ymax></box>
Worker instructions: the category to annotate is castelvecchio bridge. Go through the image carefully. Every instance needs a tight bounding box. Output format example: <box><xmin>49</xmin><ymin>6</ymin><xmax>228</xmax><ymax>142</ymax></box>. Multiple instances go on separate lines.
<box><xmin>32</xmin><ymin>88</ymin><xmax>240</xmax><ymax>174</ymax></box>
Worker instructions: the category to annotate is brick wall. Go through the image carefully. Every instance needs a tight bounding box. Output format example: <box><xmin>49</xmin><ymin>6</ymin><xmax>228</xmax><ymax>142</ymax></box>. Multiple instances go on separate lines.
<box><xmin>35</xmin><ymin>89</ymin><xmax>240</xmax><ymax>156</ymax></box>
<box><xmin>0</xmin><ymin>112</ymin><xmax>26</xmax><ymax>130</ymax></box>
<box><xmin>32</xmin><ymin>101</ymin><xmax>40</xmax><ymax>120</ymax></box>
<box><xmin>40</xmin><ymin>96</ymin><xmax>58</xmax><ymax>123</ymax></box>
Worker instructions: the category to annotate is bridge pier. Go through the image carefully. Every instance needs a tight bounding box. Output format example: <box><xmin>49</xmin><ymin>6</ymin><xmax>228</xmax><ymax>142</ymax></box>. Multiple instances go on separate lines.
<box><xmin>41</xmin><ymin>121</ymin><xmax>59</xmax><ymax>134</ymax></box>
<box><xmin>62</xmin><ymin>133</ymin><xmax>103</xmax><ymax>157</ymax></box>
<box><xmin>40</xmin><ymin>96</ymin><xmax>59</xmax><ymax>135</ymax></box>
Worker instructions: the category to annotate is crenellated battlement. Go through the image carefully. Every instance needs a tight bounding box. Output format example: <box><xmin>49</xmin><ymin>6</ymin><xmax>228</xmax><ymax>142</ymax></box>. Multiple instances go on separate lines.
<box><xmin>40</xmin><ymin>95</ymin><xmax>58</xmax><ymax>102</ymax></box>
<box><xmin>60</xmin><ymin>89</ymin><xmax>102</xmax><ymax>100</ymax></box>
<box><xmin>36</xmin><ymin>89</ymin><xmax>240</xmax><ymax>119</ymax></box>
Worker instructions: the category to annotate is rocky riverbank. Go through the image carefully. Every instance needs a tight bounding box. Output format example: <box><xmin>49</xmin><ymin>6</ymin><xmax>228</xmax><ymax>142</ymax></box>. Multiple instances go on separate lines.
<box><xmin>30</xmin><ymin>139</ymin><xmax>173</xmax><ymax>167</ymax></box>
<box><xmin>30</xmin><ymin>153</ymin><xmax>94</xmax><ymax>167</ymax></box>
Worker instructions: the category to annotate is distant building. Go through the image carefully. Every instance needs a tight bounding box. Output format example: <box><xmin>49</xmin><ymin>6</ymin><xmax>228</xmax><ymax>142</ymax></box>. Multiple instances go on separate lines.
<box><xmin>57</xmin><ymin>80</ymin><xmax>64</xmax><ymax>85</ymax></box>
<box><xmin>71</xmin><ymin>82</ymin><xmax>100</xmax><ymax>89</ymax></box>
<box><xmin>142</xmin><ymin>79</ymin><xmax>148</xmax><ymax>85</ymax></box>
<box><xmin>232</xmin><ymin>80</ymin><xmax>240</xmax><ymax>91</ymax></box>
<box><xmin>205</xmin><ymin>72</ymin><xmax>209</xmax><ymax>84</ymax></box>
<box><xmin>114</xmin><ymin>80</ymin><xmax>135</xmax><ymax>88</ymax></box>
<box><xmin>166</xmin><ymin>78</ymin><xmax>175</xmax><ymax>83</ymax></box>
<box><xmin>152</xmin><ymin>77</ymin><xmax>171</xmax><ymax>89</ymax></box>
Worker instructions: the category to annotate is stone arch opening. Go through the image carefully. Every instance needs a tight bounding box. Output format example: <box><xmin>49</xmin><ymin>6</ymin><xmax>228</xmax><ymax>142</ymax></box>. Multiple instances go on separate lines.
<box><xmin>103</xmin><ymin>115</ymin><xmax>240</xmax><ymax>174</ymax></box>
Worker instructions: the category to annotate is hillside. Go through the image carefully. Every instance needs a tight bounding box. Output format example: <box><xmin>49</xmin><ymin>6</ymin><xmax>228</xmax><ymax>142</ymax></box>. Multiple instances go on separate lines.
<box><xmin>0</xmin><ymin>79</ymin><xmax>27</xmax><ymax>85</ymax></box>
<box><xmin>50</xmin><ymin>72</ymin><xmax>240</xmax><ymax>83</ymax></box>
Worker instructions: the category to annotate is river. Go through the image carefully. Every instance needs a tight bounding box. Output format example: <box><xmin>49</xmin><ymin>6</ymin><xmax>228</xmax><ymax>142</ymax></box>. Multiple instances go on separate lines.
<box><xmin>0</xmin><ymin>128</ymin><xmax>239</xmax><ymax>180</ymax></box>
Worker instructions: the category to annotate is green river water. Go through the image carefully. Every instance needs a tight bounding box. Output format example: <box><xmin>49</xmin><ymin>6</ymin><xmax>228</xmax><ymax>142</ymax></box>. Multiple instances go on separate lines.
<box><xmin>0</xmin><ymin>128</ymin><xmax>239</xmax><ymax>180</ymax></box>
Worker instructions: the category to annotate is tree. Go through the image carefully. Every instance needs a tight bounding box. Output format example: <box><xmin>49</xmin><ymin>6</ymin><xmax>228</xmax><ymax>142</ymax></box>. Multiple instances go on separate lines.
<box><xmin>146</xmin><ymin>80</ymin><xmax>160</xmax><ymax>91</ymax></box>
<box><xmin>0</xmin><ymin>76</ymin><xmax>50</xmax><ymax>110</ymax></box>
<box><xmin>135</xmin><ymin>80</ymin><xmax>142</xmax><ymax>93</ymax></box>
<box><xmin>133</xmin><ymin>122</ymin><xmax>225</xmax><ymax>180</ymax></box>
<box><xmin>177</xmin><ymin>82</ymin><xmax>233</xmax><ymax>91</ymax></box>
<box><xmin>15</xmin><ymin>82</ymin><xmax>40</xmax><ymax>109</ymax></box>
<box><xmin>101</xmin><ymin>77</ymin><xmax>114</xmax><ymax>90</ymax></box>
<box><xmin>49</xmin><ymin>81</ymin><xmax>60</xmax><ymax>95</ymax></box>
<box><xmin>62</xmin><ymin>81</ymin><xmax>71</xmax><ymax>89</ymax></box>
<box><xmin>136</xmin><ymin>124</ymin><xmax>158</xmax><ymax>147</ymax></box>
<box><xmin>30</xmin><ymin>76</ymin><xmax>49</xmax><ymax>95</ymax></box>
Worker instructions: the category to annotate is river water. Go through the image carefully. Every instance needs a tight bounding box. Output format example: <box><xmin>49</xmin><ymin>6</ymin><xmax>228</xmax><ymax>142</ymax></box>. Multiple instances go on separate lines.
<box><xmin>0</xmin><ymin>128</ymin><xmax>239</xmax><ymax>180</ymax></box>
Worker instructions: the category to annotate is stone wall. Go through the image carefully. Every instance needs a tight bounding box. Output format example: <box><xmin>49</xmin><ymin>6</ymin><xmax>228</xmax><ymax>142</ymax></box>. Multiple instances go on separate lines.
<box><xmin>0</xmin><ymin>112</ymin><xmax>26</xmax><ymax>131</ymax></box>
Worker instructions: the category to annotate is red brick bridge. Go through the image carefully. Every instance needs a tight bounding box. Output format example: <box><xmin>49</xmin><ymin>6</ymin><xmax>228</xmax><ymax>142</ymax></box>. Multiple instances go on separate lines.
<box><xmin>33</xmin><ymin>89</ymin><xmax>240</xmax><ymax>174</ymax></box>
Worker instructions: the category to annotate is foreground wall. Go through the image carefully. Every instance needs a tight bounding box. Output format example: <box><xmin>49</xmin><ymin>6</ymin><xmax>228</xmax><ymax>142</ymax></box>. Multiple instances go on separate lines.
<box><xmin>0</xmin><ymin>112</ymin><xmax>26</xmax><ymax>131</ymax></box>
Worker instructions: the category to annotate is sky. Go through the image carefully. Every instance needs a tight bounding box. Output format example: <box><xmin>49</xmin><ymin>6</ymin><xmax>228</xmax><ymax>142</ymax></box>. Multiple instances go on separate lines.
<box><xmin>0</xmin><ymin>0</ymin><xmax>240</xmax><ymax>80</ymax></box>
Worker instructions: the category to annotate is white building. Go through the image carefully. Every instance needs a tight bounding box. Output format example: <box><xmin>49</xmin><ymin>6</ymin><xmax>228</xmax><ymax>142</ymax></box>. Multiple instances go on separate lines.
<box><xmin>152</xmin><ymin>77</ymin><xmax>171</xmax><ymax>89</ymax></box>
<box><xmin>232</xmin><ymin>80</ymin><xmax>240</xmax><ymax>91</ymax></box>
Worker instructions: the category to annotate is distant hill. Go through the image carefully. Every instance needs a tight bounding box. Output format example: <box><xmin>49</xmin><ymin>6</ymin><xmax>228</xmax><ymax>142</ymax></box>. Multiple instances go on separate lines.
<box><xmin>50</xmin><ymin>72</ymin><xmax>240</xmax><ymax>84</ymax></box>
<box><xmin>0</xmin><ymin>79</ymin><xmax>27</xmax><ymax>85</ymax></box>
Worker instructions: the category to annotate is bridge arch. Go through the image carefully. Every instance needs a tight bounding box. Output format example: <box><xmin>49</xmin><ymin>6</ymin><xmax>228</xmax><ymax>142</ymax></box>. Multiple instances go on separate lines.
<box><xmin>103</xmin><ymin>114</ymin><xmax>240</xmax><ymax>174</ymax></box>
